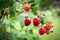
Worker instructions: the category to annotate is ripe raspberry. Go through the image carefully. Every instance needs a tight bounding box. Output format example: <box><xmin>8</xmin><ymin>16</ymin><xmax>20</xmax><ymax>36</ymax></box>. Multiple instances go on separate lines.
<box><xmin>44</xmin><ymin>23</ymin><xmax>53</xmax><ymax>30</ymax></box>
<box><xmin>24</xmin><ymin>4</ymin><xmax>30</xmax><ymax>11</ymax></box>
<box><xmin>33</xmin><ymin>18</ymin><xmax>41</xmax><ymax>26</ymax></box>
<box><xmin>24</xmin><ymin>18</ymin><xmax>31</xmax><ymax>26</ymax></box>
<box><xmin>39</xmin><ymin>27</ymin><xmax>46</xmax><ymax>35</ymax></box>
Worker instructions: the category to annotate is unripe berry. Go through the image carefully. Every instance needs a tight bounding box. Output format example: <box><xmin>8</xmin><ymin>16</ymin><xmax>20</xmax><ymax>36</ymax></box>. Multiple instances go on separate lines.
<box><xmin>16</xmin><ymin>9</ymin><xmax>20</xmax><ymax>13</ymax></box>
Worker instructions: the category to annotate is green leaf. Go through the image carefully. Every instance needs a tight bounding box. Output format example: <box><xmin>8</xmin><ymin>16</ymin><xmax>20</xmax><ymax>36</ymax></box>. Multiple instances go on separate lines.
<box><xmin>10</xmin><ymin>3</ymin><xmax>16</xmax><ymax>18</ymax></box>
<box><xmin>0</xmin><ymin>0</ymin><xmax>16</xmax><ymax>10</ymax></box>
<box><xmin>40</xmin><ymin>16</ymin><xmax>46</xmax><ymax>25</ymax></box>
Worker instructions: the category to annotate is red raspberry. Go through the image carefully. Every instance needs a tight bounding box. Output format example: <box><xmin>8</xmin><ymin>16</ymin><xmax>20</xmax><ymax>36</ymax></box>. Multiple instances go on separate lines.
<box><xmin>44</xmin><ymin>23</ymin><xmax>53</xmax><ymax>30</ymax></box>
<box><xmin>24</xmin><ymin>4</ymin><xmax>30</xmax><ymax>11</ymax></box>
<box><xmin>39</xmin><ymin>27</ymin><xmax>46</xmax><ymax>35</ymax></box>
<box><xmin>33</xmin><ymin>18</ymin><xmax>41</xmax><ymax>26</ymax></box>
<box><xmin>24</xmin><ymin>18</ymin><xmax>31</xmax><ymax>26</ymax></box>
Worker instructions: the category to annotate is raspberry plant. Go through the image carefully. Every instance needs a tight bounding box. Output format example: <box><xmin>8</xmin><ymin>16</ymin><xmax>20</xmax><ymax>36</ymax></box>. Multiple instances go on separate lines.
<box><xmin>0</xmin><ymin>0</ymin><xmax>54</xmax><ymax>40</ymax></box>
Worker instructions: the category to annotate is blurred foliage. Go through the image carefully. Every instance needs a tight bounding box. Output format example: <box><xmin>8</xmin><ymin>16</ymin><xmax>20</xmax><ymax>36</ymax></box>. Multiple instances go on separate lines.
<box><xmin>28</xmin><ymin>0</ymin><xmax>40</xmax><ymax>15</ymax></box>
<box><xmin>0</xmin><ymin>0</ymin><xmax>59</xmax><ymax>40</ymax></box>
<box><xmin>0</xmin><ymin>14</ymin><xmax>41</xmax><ymax>40</ymax></box>
<box><xmin>10</xmin><ymin>3</ymin><xmax>16</xmax><ymax>18</ymax></box>
<box><xmin>40</xmin><ymin>0</ymin><xmax>54</xmax><ymax>10</ymax></box>
<box><xmin>0</xmin><ymin>0</ymin><xmax>16</xmax><ymax>10</ymax></box>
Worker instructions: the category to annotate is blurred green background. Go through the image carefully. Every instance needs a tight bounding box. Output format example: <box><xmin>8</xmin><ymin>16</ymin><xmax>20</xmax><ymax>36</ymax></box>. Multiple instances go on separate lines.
<box><xmin>40</xmin><ymin>13</ymin><xmax>60</xmax><ymax>40</ymax></box>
